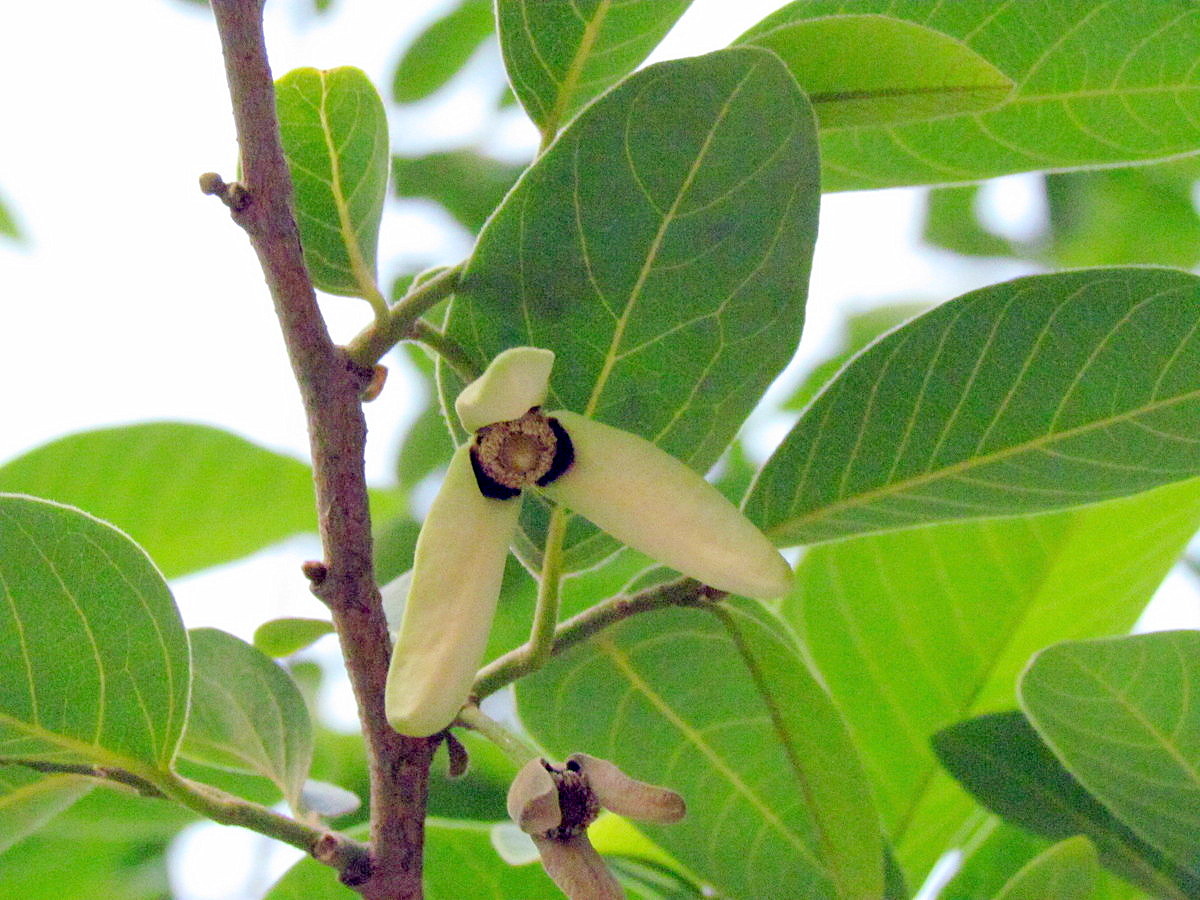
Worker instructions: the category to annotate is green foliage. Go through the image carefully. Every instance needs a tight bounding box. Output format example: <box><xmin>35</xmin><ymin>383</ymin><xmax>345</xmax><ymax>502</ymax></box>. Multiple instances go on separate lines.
<box><xmin>747</xmin><ymin>268</ymin><xmax>1200</xmax><ymax>545</ymax></box>
<box><xmin>253</xmin><ymin>617</ymin><xmax>335</xmax><ymax>658</ymax></box>
<box><xmin>498</xmin><ymin>0</ymin><xmax>694</xmax><ymax>137</ymax></box>
<box><xmin>0</xmin><ymin>767</ymin><xmax>91</xmax><ymax>856</ymax></box>
<box><xmin>276</xmin><ymin>67</ymin><xmax>389</xmax><ymax>300</ymax></box>
<box><xmin>392</xmin><ymin>151</ymin><xmax>524</xmax><ymax>233</ymax></box>
<box><xmin>0</xmin><ymin>190</ymin><xmax>22</xmax><ymax>242</ymax></box>
<box><xmin>392</xmin><ymin>0</ymin><xmax>495</xmax><ymax>103</ymax></box>
<box><xmin>994</xmin><ymin>837</ymin><xmax>1098</xmax><ymax>900</ymax></box>
<box><xmin>516</xmin><ymin>598</ymin><xmax>884</xmax><ymax>899</ymax></box>
<box><xmin>739</xmin><ymin>1</ymin><xmax>1200</xmax><ymax>190</ymax></box>
<box><xmin>445</xmin><ymin>47</ymin><xmax>820</xmax><ymax>569</ymax></box>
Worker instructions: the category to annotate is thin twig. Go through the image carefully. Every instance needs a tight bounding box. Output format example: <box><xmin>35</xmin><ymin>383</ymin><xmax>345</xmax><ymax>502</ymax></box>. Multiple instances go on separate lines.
<box><xmin>406</xmin><ymin>319</ymin><xmax>480</xmax><ymax>383</ymax></box>
<box><xmin>346</xmin><ymin>263</ymin><xmax>465</xmax><ymax>367</ymax></box>
<box><xmin>206</xmin><ymin>3</ymin><xmax>436</xmax><ymax>897</ymax></box>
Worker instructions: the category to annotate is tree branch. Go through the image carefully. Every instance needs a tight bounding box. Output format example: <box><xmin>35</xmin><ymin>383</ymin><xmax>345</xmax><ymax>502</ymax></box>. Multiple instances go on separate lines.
<box><xmin>206</xmin><ymin>3</ymin><xmax>435</xmax><ymax>896</ymax></box>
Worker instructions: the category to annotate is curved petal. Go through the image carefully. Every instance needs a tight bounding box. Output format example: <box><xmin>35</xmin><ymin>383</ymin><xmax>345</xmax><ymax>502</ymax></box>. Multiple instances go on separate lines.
<box><xmin>456</xmin><ymin>346</ymin><xmax>555</xmax><ymax>432</ymax></box>
<box><xmin>507</xmin><ymin>758</ymin><xmax>562</xmax><ymax>834</ymax></box>
<box><xmin>540</xmin><ymin>411</ymin><xmax>793</xmax><ymax>600</ymax></box>
<box><xmin>385</xmin><ymin>445</ymin><xmax>521</xmax><ymax>736</ymax></box>
<box><xmin>533</xmin><ymin>833</ymin><xmax>624</xmax><ymax>900</ymax></box>
<box><xmin>571</xmin><ymin>754</ymin><xmax>685</xmax><ymax>824</ymax></box>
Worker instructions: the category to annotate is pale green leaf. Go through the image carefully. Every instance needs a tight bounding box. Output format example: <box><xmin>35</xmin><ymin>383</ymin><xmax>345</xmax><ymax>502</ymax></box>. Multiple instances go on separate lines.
<box><xmin>516</xmin><ymin>598</ymin><xmax>885</xmax><ymax>900</ymax></box>
<box><xmin>0</xmin><ymin>191</ymin><xmax>22</xmax><ymax>242</ymax></box>
<box><xmin>180</xmin><ymin>628</ymin><xmax>313</xmax><ymax>811</ymax></box>
<box><xmin>738</xmin><ymin>1</ymin><xmax>1200</xmax><ymax>191</ymax></box>
<box><xmin>0</xmin><ymin>495</ymin><xmax>190</xmax><ymax>771</ymax></box>
<box><xmin>1021</xmin><ymin>631</ymin><xmax>1200</xmax><ymax>878</ymax></box>
<box><xmin>253</xmin><ymin>618</ymin><xmax>334</xmax><ymax>658</ymax></box>
<box><xmin>747</xmin><ymin>268</ymin><xmax>1200</xmax><ymax>546</ymax></box>
<box><xmin>0</xmin><ymin>422</ymin><xmax>319</xmax><ymax>578</ymax></box>
<box><xmin>995</xmin><ymin>837</ymin><xmax>1098</xmax><ymax>900</ymax></box>
<box><xmin>498</xmin><ymin>0</ymin><xmax>693</xmax><ymax>136</ymax></box>
<box><xmin>0</xmin><ymin>766</ymin><xmax>91</xmax><ymax>856</ymax></box>
<box><xmin>933</xmin><ymin>711</ymin><xmax>1197</xmax><ymax>898</ymax></box>
<box><xmin>392</xmin><ymin>0</ymin><xmax>495</xmax><ymax>103</ymax></box>
<box><xmin>739</xmin><ymin>14</ymin><xmax>1012</xmax><ymax>128</ymax></box>
<box><xmin>445</xmin><ymin>47</ymin><xmax>819</xmax><ymax>569</ymax></box>
<box><xmin>276</xmin><ymin>67</ymin><xmax>388</xmax><ymax>298</ymax></box>
<box><xmin>392</xmin><ymin>151</ymin><xmax>524</xmax><ymax>234</ymax></box>
<box><xmin>783</xmin><ymin>477</ymin><xmax>1200</xmax><ymax>883</ymax></box>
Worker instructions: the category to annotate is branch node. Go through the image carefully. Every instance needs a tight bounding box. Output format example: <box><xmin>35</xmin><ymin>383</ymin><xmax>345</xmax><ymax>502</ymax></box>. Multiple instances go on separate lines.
<box><xmin>301</xmin><ymin>560</ymin><xmax>329</xmax><ymax>586</ymax></box>
<box><xmin>360</xmin><ymin>364</ymin><xmax>388</xmax><ymax>402</ymax></box>
<box><xmin>198</xmin><ymin>171</ymin><xmax>251</xmax><ymax>212</ymax></box>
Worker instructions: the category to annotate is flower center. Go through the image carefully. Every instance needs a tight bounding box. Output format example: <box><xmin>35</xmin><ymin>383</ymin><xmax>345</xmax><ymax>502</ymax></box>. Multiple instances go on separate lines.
<box><xmin>470</xmin><ymin>408</ymin><xmax>574</xmax><ymax>500</ymax></box>
<box><xmin>543</xmin><ymin>759</ymin><xmax>600</xmax><ymax>841</ymax></box>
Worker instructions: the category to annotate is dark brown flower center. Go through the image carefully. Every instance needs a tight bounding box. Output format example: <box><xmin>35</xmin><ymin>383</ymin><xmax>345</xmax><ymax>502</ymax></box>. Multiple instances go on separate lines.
<box><xmin>470</xmin><ymin>408</ymin><xmax>574</xmax><ymax>500</ymax></box>
<box><xmin>542</xmin><ymin>759</ymin><xmax>600</xmax><ymax>841</ymax></box>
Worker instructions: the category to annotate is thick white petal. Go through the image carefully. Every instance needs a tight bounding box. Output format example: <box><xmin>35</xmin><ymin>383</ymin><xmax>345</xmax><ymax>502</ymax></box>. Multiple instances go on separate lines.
<box><xmin>541</xmin><ymin>411</ymin><xmax>793</xmax><ymax>600</ymax></box>
<box><xmin>385</xmin><ymin>445</ymin><xmax>520</xmax><ymax>737</ymax></box>
<box><xmin>456</xmin><ymin>346</ymin><xmax>555</xmax><ymax>432</ymax></box>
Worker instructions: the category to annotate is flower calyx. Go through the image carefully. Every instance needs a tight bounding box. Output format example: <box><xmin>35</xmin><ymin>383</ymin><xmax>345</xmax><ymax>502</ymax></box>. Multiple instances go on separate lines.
<box><xmin>470</xmin><ymin>407</ymin><xmax>574</xmax><ymax>499</ymax></box>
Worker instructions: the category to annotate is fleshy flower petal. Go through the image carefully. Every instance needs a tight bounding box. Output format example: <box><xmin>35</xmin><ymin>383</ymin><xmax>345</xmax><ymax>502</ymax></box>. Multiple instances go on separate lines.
<box><xmin>385</xmin><ymin>444</ymin><xmax>521</xmax><ymax>736</ymax></box>
<box><xmin>534</xmin><ymin>833</ymin><xmax>624</xmax><ymax>900</ymax></box>
<box><xmin>539</xmin><ymin>411</ymin><xmax>793</xmax><ymax>599</ymax></box>
<box><xmin>570</xmin><ymin>754</ymin><xmax>685</xmax><ymax>824</ymax></box>
<box><xmin>456</xmin><ymin>346</ymin><xmax>555</xmax><ymax>432</ymax></box>
<box><xmin>508</xmin><ymin>758</ymin><xmax>563</xmax><ymax>834</ymax></box>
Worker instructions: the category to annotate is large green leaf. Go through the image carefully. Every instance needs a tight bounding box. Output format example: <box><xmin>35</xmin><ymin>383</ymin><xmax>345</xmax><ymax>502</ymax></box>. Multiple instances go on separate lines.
<box><xmin>738</xmin><ymin>1</ymin><xmax>1200</xmax><ymax>191</ymax></box>
<box><xmin>497</xmin><ymin>0</ymin><xmax>693</xmax><ymax>137</ymax></box>
<box><xmin>180</xmin><ymin>628</ymin><xmax>313</xmax><ymax>811</ymax></box>
<box><xmin>747</xmin><ymin>268</ymin><xmax>1200</xmax><ymax>546</ymax></box>
<box><xmin>276</xmin><ymin>67</ymin><xmax>388</xmax><ymax>299</ymax></box>
<box><xmin>265</xmin><ymin>819</ymin><xmax>560</xmax><ymax>899</ymax></box>
<box><xmin>517</xmin><ymin>598</ymin><xmax>884</xmax><ymax>900</ymax></box>
<box><xmin>739</xmin><ymin>14</ymin><xmax>1012</xmax><ymax>128</ymax></box>
<box><xmin>0</xmin><ymin>495</ymin><xmax>190</xmax><ymax>771</ymax></box>
<box><xmin>0</xmin><ymin>766</ymin><xmax>91</xmax><ymax>856</ymax></box>
<box><xmin>445</xmin><ymin>47</ymin><xmax>819</xmax><ymax>569</ymax></box>
<box><xmin>393</xmin><ymin>151</ymin><xmax>525</xmax><ymax>234</ymax></box>
<box><xmin>933</xmin><ymin>711</ymin><xmax>1198</xmax><ymax>898</ymax></box>
<box><xmin>1021</xmin><ymin>631</ymin><xmax>1200</xmax><ymax>879</ymax></box>
<box><xmin>0</xmin><ymin>422</ymin><xmax>318</xmax><ymax>578</ymax></box>
<box><xmin>783</xmin><ymin>477</ymin><xmax>1200</xmax><ymax>883</ymax></box>
<box><xmin>994</xmin><ymin>837</ymin><xmax>1098</xmax><ymax>900</ymax></box>
<box><xmin>392</xmin><ymin>0</ymin><xmax>496</xmax><ymax>103</ymax></box>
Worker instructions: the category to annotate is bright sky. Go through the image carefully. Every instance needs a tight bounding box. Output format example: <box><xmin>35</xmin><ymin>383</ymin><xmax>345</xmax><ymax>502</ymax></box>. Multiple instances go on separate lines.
<box><xmin>3</xmin><ymin>1</ymin><xmax>1196</xmax><ymax>897</ymax></box>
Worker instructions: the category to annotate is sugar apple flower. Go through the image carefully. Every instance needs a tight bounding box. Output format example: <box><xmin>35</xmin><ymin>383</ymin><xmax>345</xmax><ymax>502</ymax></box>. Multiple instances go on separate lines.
<box><xmin>385</xmin><ymin>347</ymin><xmax>792</xmax><ymax>737</ymax></box>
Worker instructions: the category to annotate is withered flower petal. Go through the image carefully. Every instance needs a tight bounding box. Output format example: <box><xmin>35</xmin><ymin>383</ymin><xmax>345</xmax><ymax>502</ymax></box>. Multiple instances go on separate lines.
<box><xmin>569</xmin><ymin>754</ymin><xmax>686</xmax><ymax>824</ymax></box>
<box><xmin>533</xmin><ymin>832</ymin><xmax>624</xmax><ymax>900</ymax></box>
<box><xmin>508</xmin><ymin>758</ymin><xmax>562</xmax><ymax>834</ymax></box>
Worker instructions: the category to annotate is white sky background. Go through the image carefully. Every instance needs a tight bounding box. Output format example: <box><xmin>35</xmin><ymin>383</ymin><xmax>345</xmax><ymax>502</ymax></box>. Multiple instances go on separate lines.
<box><xmin>2</xmin><ymin>1</ymin><xmax>1199</xmax><ymax>898</ymax></box>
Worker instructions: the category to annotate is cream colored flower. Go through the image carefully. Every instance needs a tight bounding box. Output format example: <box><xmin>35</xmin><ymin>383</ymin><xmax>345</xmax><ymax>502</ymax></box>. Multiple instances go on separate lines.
<box><xmin>385</xmin><ymin>347</ymin><xmax>792</xmax><ymax>737</ymax></box>
<box><xmin>507</xmin><ymin>754</ymin><xmax>685</xmax><ymax>899</ymax></box>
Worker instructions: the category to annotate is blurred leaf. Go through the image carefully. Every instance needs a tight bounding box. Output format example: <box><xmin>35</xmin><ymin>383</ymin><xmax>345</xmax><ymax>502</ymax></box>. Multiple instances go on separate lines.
<box><xmin>923</xmin><ymin>185</ymin><xmax>1015</xmax><ymax>258</ymax></box>
<box><xmin>392</xmin><ymin>0</ymin><xmax>495</xmax><ymax>103</ymax></box>
<box><xmin>739</xmin><ymin>14</ymin><xmax>1012</xmax><ymax>128</ymax></box>
<box><xmin>392</xmin><ymin>151</ymin><xmax>524</xmax><ymax>233</ymax></box>
<box><xmin>254</xmin><ymin>618</ymin><xmax>335</xmax><ymax>658</ymax></box>
<box><xmin>0</xmin><ymin>766</ymin><xmax>91</xmax><ymax>856</ymax></box>
<box><xmin>784</xmin><ymin>477</ymin><xmax>1200</xmax><ymax>883</ymax></box>
<box><xmin>942</xmin><ymin>823</ymin><xmax>1056</xmax><ymax>900</ymax></box>
<box><xmin>610</xmin><ymin>857</ymin><xmax>705</xmax><ymax>898</ymax></box>
<box><xmin>934</xmin><ymin>711</ymin><xmax>1197</xmax><ymax>898</ymax></box>
<box><xmin>1021</xmin><ymin>631</ymin><xmax>1200</xmax><ymax>880</ymax></box>
<box><xmin>517</xmin><ymin>598</ymin><xmax>885</xmax><ymax>900</ymax></box>
<box><xmin>276</xmin><ymin>67</ymin><xmax>388</xmax><ymax>298</ymax></box>
<box><xmin>393</xmin><ymin>343</ymin><xmax>455</xmax><ymax>494</ymax></box>
<box><xmin>781</xmin><ymin>302</ymin><xmax>928</xmax><ymax>412</ymax></box>
<box><xmin>0</xmin><ymin>495</ymin><xmax>189</xmax><ymax>771</ymax></box>
<box><xmin>747</xmin><ymin>268</ymin><xmax>1200</xmax><ymax>546</ymax></box>
<box><xmin>445</xmin><ymin>48</ymin><xmax>819</xmax><ymax>570</ymax></box>
<box><xmin>1044</xmin><ymin>161</ymin><xmax>1200</xmax><ymax>268</ymax></box>
<box><xmin>0</xmin><ymin>422</ymin><xmax>321</xmax><ymax>578</ymax></box>
<box><xmin>265</xmin><ymin>819</ymin><xmax>560</xmax><ymax>898</ymax></box>
<box><xmin>0</xmin><ymin>191</ymin><xmax>22</xmax><ymax>242</ymax></box>
<box><xmin>180</xmin><ymin>628</ymin><xmax>313</xmax><ymax>811</ymax></box>
<box><xmin>994</xmin><ymin>837</ymin><xmax>1098</xmax><ymax>900</ymax></box>
<box><xmin>300</xmin><ymin>778</ymin><xmax>360</xmax><ymax>817</ymax></box>
<box><xmin>737</xmin><ymin>2</ymin><xmax>1200</xmax><ymax>191</ymax></box>
<box><xmin>498</xmin><ymin>0</ymin><xmax>694</xmax><ymax>136</ymax></box>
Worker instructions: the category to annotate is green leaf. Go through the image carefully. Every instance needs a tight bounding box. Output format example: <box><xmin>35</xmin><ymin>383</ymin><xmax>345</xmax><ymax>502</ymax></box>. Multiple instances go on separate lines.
<box><xmin>933</xmin><ymin>711</ymin><xmax>1198</xmax><ymax>898</ymax></box>
<box><xmin>746</xmin><ymin>268</ymin><xmax>1200</xmax><ymax>546</ymax></box>
<box><xmin>0</xmin><ymin>422</ymin><xmax>319</xmax><ymax>578</ymax></box>
<box><xmin>180</xmin><ymin>628</ymin><xmax>313</xmax><ymax>810</ymax></box>
<box><xmin>1021</xmin><ymin>631</ymin><xmax>1200</xmax><ymax>879</ymax></box>
<box><xmin>923</xmin><ymin>186</ymin><xmax>1016</xmax><ymax>259</ymax></box>
<box><xmin>738</xmin><ymin>14</ymin><xmax>1012</xmax><ymax>128</ymax></box>
<box><xmin>942</xmin><ymin>824</ymin><xmax>1054</xmax><ymax>900</ymax></box>
<box><xmin>783</xmin><ymin>477</ymin><xmax>1200</xmax><ymax>883</ymax></box>
<box><xmin>445</xmin><ymin>47</ymin><xmax>820</xmax><ymax>569</ymax></box>
<box><xmin>0</xmin><ymin>495</ymin><xmax>190</xmax><ymax>771</ymax></box>
<box><xmin>265</xmin><ymin>819</ymin><xmax>560</xmax><ymax>899</ymax></box>
<box><xmin>0</xmin><ymin>191</ymin><xmax>22</xmax><ymax>242</ymax></box>
<box><xmin>392</xmin><ymin>0</ymin><xmax>495</xmax><ymax>103</ymax></box>
<box><xmin>253</xmin><ymin>618</ymin><xmax>335</xmax><ymax>658</ymax></box>
<box><xmin>738</xmin><ymin>2</ymin><xmax>1200</xmax><ymax>191</ymax></box>
<box><xmin>517</xmin><ymin>598</ymin><xmax>884</xmax><ymax>900</ymax></box>
<box><xmin>498</xmin><ymin>0</ymin><xmax>694</xmax><ymax>137</ymax></box>
<box><xmin>995</xmin><ymin>837</ymin><xmax>1098</xmax><ymax>900</ymax></box>
<box><xmin>0</xmin><ymin>767</ymin><xmax>91</xmax><ymax>856</ymax></box>
<box><xmin>392</xmin><ymin>151</ymin><xmax>525</xmax><ymax>233</ymax></box>
<box><xmin>276</xmin><ymin>66</ymin><xmax>388</xmax><ymax>299</ymax></box>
